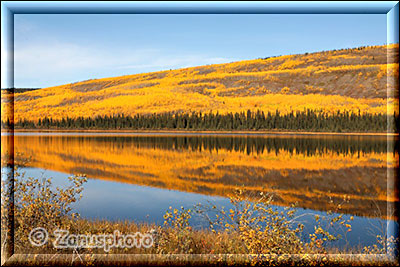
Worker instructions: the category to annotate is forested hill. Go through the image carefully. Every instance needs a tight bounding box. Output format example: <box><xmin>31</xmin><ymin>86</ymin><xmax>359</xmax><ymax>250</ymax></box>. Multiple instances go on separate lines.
<box><xmin>1</xmin><ymin>44</ymin><xmax>399</xmax><ymax>126</ymax></box>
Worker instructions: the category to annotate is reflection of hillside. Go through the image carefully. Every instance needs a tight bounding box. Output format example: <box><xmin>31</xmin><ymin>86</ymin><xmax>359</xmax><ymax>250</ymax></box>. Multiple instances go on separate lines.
<box><xmin>2</xmin><ymin>135</ymin><xmax>398</xmax><ymax>219</ymax></box>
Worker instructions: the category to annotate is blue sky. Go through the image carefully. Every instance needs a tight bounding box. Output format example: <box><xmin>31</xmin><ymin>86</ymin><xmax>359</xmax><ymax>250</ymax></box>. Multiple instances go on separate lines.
<box><xmin>12</xmin><ymin>14</ymin><xmax>387</xmax><ymax>88</ymax></box>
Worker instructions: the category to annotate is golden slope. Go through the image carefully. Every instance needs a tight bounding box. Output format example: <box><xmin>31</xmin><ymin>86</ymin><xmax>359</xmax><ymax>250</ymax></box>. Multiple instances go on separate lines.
<box><xmin>3</xmin><ymin>44</ymin><xmax>399</xmax><ymax>122</ymax></box>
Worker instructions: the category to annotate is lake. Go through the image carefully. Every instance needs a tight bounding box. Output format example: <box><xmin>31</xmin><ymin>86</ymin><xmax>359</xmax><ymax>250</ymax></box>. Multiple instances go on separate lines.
<box><xmin>1</xmin><ymin>132</ymin><xmax>398</xmax><ymax>248</ymax></box>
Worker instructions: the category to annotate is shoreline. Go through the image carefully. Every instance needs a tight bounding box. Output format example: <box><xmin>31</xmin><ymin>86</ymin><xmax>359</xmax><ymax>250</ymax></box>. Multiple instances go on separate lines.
<box><xmin>2</xmin><ymin>128</ymin><xmax>398</xmax><ymax>136</ymax></box>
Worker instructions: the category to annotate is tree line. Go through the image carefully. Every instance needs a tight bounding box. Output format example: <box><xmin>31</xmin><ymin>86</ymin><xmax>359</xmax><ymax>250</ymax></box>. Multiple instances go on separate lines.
<box><xmin>2</xmin><ymin>109</ymin><xmax>399</xmax><ymax>132</ymax></box>
<box><xmin>74</xmin><ymin>135</ymin><xmax>391</xmax><ymax>155</ymax></box>
<box><xmin>1</xmin><ymin>88</ymin><xmax>41</xmax><ymax>93</ymax></box>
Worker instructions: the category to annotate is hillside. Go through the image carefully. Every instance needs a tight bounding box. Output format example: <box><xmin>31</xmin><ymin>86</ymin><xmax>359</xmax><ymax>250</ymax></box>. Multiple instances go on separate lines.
<box><xmin>2</xmin><ymin>44</ymin><xmax>399</xmax><ymax>123</ymax></box>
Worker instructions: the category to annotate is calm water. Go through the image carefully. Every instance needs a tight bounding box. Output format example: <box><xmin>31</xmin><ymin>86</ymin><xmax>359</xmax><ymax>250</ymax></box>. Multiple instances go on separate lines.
<box><xmin>1</xmin><ymin>132</ymin><xmax>398</xmax><ymax>248</ymax></box>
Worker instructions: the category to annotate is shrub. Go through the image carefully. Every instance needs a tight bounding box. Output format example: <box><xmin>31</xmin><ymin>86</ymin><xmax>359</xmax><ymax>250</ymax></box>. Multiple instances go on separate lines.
<box><xmin>1</xmin><ymin>165</ymin><xmax>87</xmax><ymax>254</ymax></box>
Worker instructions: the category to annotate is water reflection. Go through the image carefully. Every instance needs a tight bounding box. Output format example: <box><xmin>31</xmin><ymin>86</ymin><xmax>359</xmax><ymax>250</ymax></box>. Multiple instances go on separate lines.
<box><xmin>1</xmin><ymin>133</ymin><xmax>398</xmax><ymax>220</ymax></box>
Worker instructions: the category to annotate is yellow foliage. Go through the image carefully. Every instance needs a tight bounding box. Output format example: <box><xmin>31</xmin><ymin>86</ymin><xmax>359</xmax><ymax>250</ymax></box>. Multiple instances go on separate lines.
<box><xmin>278</xmin><ymin>59</ymin><xmax>305</xmax><ymax>70</ymax></box>
<box><xmin>281</xmin><ymin>87</ymin><xmax>290</xmax><ymax>94</ymax></box>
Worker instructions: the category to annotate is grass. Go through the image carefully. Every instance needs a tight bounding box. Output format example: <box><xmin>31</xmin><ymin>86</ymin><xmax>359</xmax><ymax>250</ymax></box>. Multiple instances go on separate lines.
<box><xmin>1</xmin><ymin>164</ymin><xmax>399</xmax><ymax>266</ymax></box>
